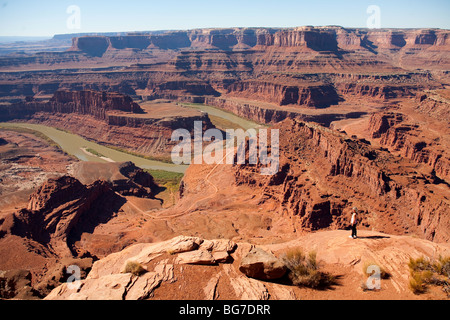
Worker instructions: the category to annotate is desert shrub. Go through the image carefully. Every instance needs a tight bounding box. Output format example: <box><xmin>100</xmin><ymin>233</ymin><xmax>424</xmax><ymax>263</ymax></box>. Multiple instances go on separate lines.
<box><xmin>408</xmin><ymin>256</ymin><xmax>450</xmax><ymax>296</ymax></box>
<box><xmin>433</xmin><ymin>256</ymin><xmax>450</xmax><ymax>277</ymax></box>
<box><xmin>408</xmin><ymin>256</ymin><xmax>432</xmax><ymax>273</ymax></box>
<box><xmin>123</xmin><ymin>261</ymin><xmax>146</xmax><ymax>276</ymax></box>
<box><xmin>409</xmin><ymin>272</ymin><xmax>426</xmax><ymax>294</ymax></box>
<box><xmin>281</xmin><ymin>248</ymin><xmax>335</xmax><ymax>289</ymax></box>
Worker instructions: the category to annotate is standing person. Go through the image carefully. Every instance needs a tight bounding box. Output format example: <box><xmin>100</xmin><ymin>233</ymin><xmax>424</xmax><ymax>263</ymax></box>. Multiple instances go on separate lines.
<box><xmin>350</xmin><ymin>207</ymin><xmax>358</xmax><ymax>239</ymax></box>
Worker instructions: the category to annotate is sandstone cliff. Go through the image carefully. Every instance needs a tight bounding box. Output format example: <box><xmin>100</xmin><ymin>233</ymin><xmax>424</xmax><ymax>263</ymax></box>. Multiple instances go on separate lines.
<box><xmin>0</xmin><ymin>163</ymin><xmax>159</xmax><ymax>258</ymax></box>
<box><xmin>2</xmin><ymin>27</ymin><xmax>447</xmax><ymax>114</ymax></box>
<box><xmin>67</xmin><ymin>27</ymin><xmax>450</xmax><ymax>58</ymax></box>
<box><xmin>0</xmin><ymin>176</ymin><xmax>117</xmax><ymax>258</ymax></box>
<box><xmin>368</xmin><ymin>112</ymin><xmax>450</xmax><ymax>183</ymax></box>
<box><xmin>0</xmin><ymin>90</ymin><xmax>143</xmax><ymax>122</ymax></box>
<box><xmin>415</xmin><ymin>91</ymin><xmax>450</xmax><ymax>123</ymax></box>
<box><xmin>49</xmin><ymin>90</ymin><xmax>144</xmax><ymax>119</ymax></box>
<box><xmin>68</xmin><ymin>161</ymin><xmax>159</xmax><ymax>198</ymax></box>
<box><xmin>0</xmin><ymin>90</ymin><xmax>214</xmax><ymax>158</ymax></box>
<box><xmin>173</xmin><ymin>118</ymin><xmax>448</xmax><ymax>242</ymax></box>
<box><xmin>203</xmin><ymin>96</ymin><xmax>365</xmax><ymax>126</ymax></box>
<box><xmin>226</xmin><ymin>80</ymin><xmax>341</xmax><ymax>107</ymax></box>
<box><xmin>265</xmin><ymin>119</ymin><xmax>449</xmax><ymax>242</ymax></box>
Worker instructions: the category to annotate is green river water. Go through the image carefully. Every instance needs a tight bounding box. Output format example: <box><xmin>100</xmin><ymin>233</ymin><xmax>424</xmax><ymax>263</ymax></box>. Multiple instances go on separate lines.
<box><xmin>0</xmin><ymin>122</ymin><xmax>188</xmax><ymax>173</ymax></box>
<box><xmin>0</xmin><ymin>104</ymin><xmax>261</xmax><ymax>173</ymax></box>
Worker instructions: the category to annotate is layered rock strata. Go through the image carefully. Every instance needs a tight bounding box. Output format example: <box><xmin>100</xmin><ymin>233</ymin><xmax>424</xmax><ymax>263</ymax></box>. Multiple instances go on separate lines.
<box><xmin>368</xmin><ymin>112</ymin><xmax>449</xmax><ymax>182</ymax></box>
<box><xmin>0</xmin><ymin>90</ymin><xmax>214</xmax><ymax>158</ymax></box>
<box><xmin>0</xmin><ymin>164</ymin><xmax>159</xmax><ymax>258</ymax></box>
<box><xmin>229</xmin><ymin>119</ymin><xmax>449</xmax><ymax>242</ymax></box>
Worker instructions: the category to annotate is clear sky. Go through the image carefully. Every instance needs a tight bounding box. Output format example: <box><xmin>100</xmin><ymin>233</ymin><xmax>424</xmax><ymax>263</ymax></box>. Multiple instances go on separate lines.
<box><xmin>0</xmin><ymin>0</ymin><xmax>449</xmax><ymax>37</ymax></box>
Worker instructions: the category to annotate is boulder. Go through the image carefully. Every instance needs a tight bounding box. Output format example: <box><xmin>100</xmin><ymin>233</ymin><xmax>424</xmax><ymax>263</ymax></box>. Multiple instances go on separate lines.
<box><xmin>199</xmin><ymin>239</ymin><xmax>237</xmax><ymax>253</ymax></box>
<box><xmin>239</xmin><ymin>247</ymin><xmax>287</xmax><ymax>280</ymax></box>
<box><xmin>175</xmin><ymin>250</ymin><xmax>215</xmax><ymax>265</ymax></box>
<box><xmin>88</xmin><ymin>235</ymin><xmax>202</xmax><ymax>279</ymax></box>
<box><xmin>212</xmin><ymin>251</ymin><xmax>232</xmax><ymax>263</ymax></box>
<box><xmin>45</xmin><ymin>273</ymin><xmax>134</xmax><ymax>300</ymax></box>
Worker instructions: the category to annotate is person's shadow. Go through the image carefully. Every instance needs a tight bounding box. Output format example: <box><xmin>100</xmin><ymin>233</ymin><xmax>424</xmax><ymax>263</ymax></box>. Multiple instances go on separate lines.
<box><xmin>357</xmin><ymin>235</ymin><xmax>390</xmax><ymax>240</ymax></box>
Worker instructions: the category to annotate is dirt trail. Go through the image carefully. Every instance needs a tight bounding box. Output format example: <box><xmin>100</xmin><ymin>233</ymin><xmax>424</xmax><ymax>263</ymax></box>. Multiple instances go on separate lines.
<box><xmin>128</xmin><ymin>145</ymin><xmax>237</xmax><ymax>220</ymax></box>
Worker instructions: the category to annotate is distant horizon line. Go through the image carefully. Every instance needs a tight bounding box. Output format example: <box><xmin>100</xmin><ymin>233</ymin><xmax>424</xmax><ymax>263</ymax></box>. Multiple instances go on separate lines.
<box><xmin>2</xmin><ymin>25</ymin><xmax>449</xmax><ymax>39</ymax></box>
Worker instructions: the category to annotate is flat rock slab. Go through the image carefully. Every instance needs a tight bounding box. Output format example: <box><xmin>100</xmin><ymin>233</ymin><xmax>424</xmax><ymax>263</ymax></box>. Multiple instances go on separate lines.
<box><xmin>175</xmin><ymin>250</ymin><xmax>216</xmax><ymax>265</ymax></box>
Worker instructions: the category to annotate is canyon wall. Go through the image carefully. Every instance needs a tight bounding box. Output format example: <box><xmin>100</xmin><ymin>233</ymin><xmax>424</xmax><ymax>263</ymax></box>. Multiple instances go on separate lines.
<box><xmin>1</xmin><ymin>163</ymin><xmax>160</xmax><ymax>259</ymax></box>
<box><xmin>1</xmin><ymin>176</ymin><xmax>116</xmax><ymax>258</ymax></box>
<box><xmin>232</xmin><ymin>119</ymin><xmax>450</xmax><ymax>242</ymax></box>
<box><xmin>1</xmin><ymin>27</ymin><xmax>447</xmax><ymax>112</ymax></box>
<box><xmin>415</xmin><ymin>92</ymin><xmax>450</xmax><ymax>122</ymax></box>
<box><xmin>0</xmin><ymin>90</ymin><xmax>143</xmax><ymax>122</ymax></box>
<box><xmin>0</xmin><ymin>90</ymin><xmax>214</xmax><ymax>158</ymax></box>
<box><xmin>226</xmin><ymin>80</ymin><xmax>341</xmax><ymax>107</ymax></box>
<box><xmin>203</xmin><ymin>96</ymin><xmax>366</xmax><ymax>126</ymax></box>
<box><xmin>68</xmin><ymin>27</ymin><xmax>450</xmax><ymax>54</ymax></box>
<box><xmin>49</xmin><ymin>90</ymin><xmax>144</xmax><ymax>119</ymax></box>
<box><xmin>368</xmin><ymin>112</ymin><xmax>449</xmax><ymax>183</ymax></box>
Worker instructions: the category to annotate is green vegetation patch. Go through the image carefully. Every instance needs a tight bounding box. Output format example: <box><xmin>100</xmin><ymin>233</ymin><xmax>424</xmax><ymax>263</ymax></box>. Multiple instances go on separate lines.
<box><xmin>145</xmin><ymin>169</ymin><xmax>184</xmax><ymax>208</ymax></box>
<box><xmin>84</xmin><ymin>147</ymin><xmax>105</xmax><ymax>158</ymax></box>
<box><xmin>146</xmin><ymin>169</ymin><xmax>184</xmax><ymax>191</ymax></box>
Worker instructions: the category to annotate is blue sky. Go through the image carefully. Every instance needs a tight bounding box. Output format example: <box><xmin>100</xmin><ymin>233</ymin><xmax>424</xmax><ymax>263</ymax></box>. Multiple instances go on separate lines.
<box><xmin>0</xmin><ymin>0</ymin><xmax>449</xmax><ymax>37</ymax></box>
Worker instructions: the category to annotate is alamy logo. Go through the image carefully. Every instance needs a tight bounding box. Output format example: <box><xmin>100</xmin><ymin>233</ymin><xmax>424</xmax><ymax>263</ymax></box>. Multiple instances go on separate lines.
<box><xmin>66</xmin><ymin>265</ymin><xmax>82</xmax><ymax>290</ymax></box>
<box><xmin>367</xmin><ymin>5</ymin><xmax>381</xmax><ymax>29</ymax></box>
<box><xmin>171</xmin><ymin>121</ymin><xmax>280</xmax><ymax>175</ymax></box>
<box><xmin>66</xmin><ymin>5</ymin><xmax>81</xmax><ymax>30</ymax></box>
<box><xmin>366</xmin><ymin>264</ymin><xmax>381</xmax><ymax>290</ymax></box>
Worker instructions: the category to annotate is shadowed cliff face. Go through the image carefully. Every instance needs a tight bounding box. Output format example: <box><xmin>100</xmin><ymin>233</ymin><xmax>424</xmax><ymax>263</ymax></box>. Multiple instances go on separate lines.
<box><xmin>368</xmin><ymin>112</ymin><xmax>450</xmax><ymax>183</ymax></box>
<box><xmin>50</xmin><ymin>90</ymin><xmax>144</xmax><ymax>119</ymax></box>
<box><xmin>0</xmin><ymin>176</ymin><xmax>119</xmax><ymax>257</ymax></box>
<box><xmin>0</xmin><ymin>90</ymin><xmax>143</xmax><ymax>122</ymax></box>
<box><xmin>0</xmin><ymin>163</ymin><xmax>160</xmax><ymax>258</ymax></box>
<box><xmin>67</xmin><ymin>27</ymin><xmax>450</xmax><ymax>54</ymax></box>
<box><xmin>73</xmin><ymin>37</ymin><xmax>109</xmax><ymax>57</ymax></box>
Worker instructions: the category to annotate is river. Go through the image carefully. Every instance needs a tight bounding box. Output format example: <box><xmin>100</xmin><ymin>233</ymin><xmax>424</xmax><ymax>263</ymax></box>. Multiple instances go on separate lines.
<box><xmin>0</xmin><ymin>122</ymin><xmax>188</xmax><ymax>173</ymax></box>
<box><xmin>0</xmin><ymin>104</ymin><xmax>262</xmax><ymax>174</ymax></box>
<box><xmin>181</xmin><ymin>102</ymin><xmax>264</xmax><ymax>131</ymax></box>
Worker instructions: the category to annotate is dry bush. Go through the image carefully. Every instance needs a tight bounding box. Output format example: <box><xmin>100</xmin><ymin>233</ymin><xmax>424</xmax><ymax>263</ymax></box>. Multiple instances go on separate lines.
<box><xmin>433</xmin><ymin>256</ymin><xmax>450</xmax><ymax>277</ymax></box>
<box><xmin>409</xmin><ymin>272</ymin><xmax>426</xmax><ymax>294</ymax></box>
<box><xmin>123</xmin><ymin>261</ymin><xmax>147</xmax><ymax>276</ymax></box>
<box><xmin>408</xmin><ymin>256</ymin><xmax>432</xmax><ymax>273</ymax></box>
<box><xmin>281</xmin><ymin>248</ymin><xmax>335</xmax><ymax>289</ymax></box>
<box><xmin>408</xmin><ymin>256</ymin><xmax>450</xmax><ymax>296</ymax></box>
